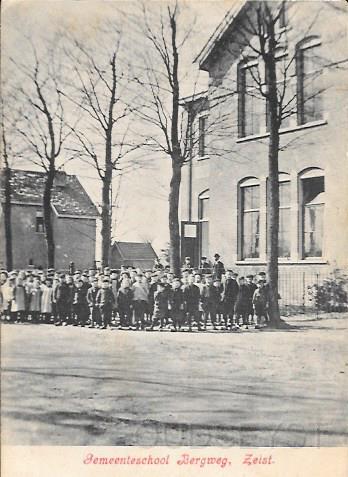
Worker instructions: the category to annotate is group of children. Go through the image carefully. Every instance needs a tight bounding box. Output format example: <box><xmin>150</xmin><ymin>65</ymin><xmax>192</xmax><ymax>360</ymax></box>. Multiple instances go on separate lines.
<box><xmin>0</xmin><ymin>264</ymin><xmax>271</xmax><ymax>332</ymax></box>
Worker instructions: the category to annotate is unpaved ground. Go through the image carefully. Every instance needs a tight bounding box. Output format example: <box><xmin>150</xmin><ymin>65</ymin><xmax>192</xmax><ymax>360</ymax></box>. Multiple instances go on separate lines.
<box><xmin>1</xmin><ymin>314</ymin><xmax>348</xmax><ymax>446</ymax></box>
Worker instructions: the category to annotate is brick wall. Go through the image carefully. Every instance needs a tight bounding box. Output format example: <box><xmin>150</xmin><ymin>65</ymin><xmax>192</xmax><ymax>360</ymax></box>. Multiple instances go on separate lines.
<box><xmin>0</xmin><ymin>204</ymin><xmax>96</xmax><ymax>270</ymax></box>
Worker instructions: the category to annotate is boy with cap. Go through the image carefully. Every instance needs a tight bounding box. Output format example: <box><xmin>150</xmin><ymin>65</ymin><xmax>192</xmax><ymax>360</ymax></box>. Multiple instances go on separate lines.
<box><xmin>110</xmin><ymin>269</ymin><xmax>119</xmax><ymax>324</ymax></box>
<box><xmin>182</xmin><ymin>275</ymin><xmax>201</xmax><ymax>331</ymax></box>
<box><xmin>234</xmin><ymin>276</ymin><xmax>250</xmax><ymax>328</ymax></box>
<box><xmin>13</xmin><ymin>275</ymin><xmax>28</xmax><ymax>323</ymax></box>
<box><xmin>41</xmin><ymin>277</ymin><xmax>54</xmax><ymax>323</ymax></box>
<box><xmin>87</xmin><ymin>278</ymin><xmax>100</xmax><ymax>328</ymax></box>
<box><xmin>28</xmin><ymin>276</ymin><xmax>41</xmax><ymax>323</ymax></box>
<box><xmin>168</xmin><ymin>277</ymin><xmax>184</xmax><ymax>331</ymax></box>
<box><xmin>54</xmin><ymin>274</ymin><xmax>70</xmax><ymax>326</ymax></box>
<box><xmin>252</xmin><ymin>280</ymin><xmax>270</xmax><ymax>329</ymax></box>
<box><xmin>132</xmin><ymin>273</ymin><xmax>149</xmax><ymax>330</ymax></box>
<box><xmin>96</xmin><ymin>279</ymin><xmax>115</xmax><ymax>329</ymax></box>
<box><xmin>148</xmin><ymin>275</ymin><xmax>159</xmax><ymax>322</ymax></box>
<box><xmin>117</xmin><ymin>276</ymin><xmax>133</xmax><ymax>329</ymax></box>
<box><xmin>151</xmin><ymin>282</ymin><xmax>169</xmax><ymax>330</ymax></box>
<box><xmin>72</xmin><ymin>279</ymin><xmax>88</xmax><ymax>326</ymax></box>
<box><xmin>201</xmin><ymin>275</ymin><xmax>221</xmax><ymax>330</ymax></box>
<box><xmin>246</xmin><ymin>275</ymin><xmax>257</xmax><ymax>325</ymax></box>
<box><xmin>222</xmin><ymin>270</ymin><xmax>239</xmax><ymax>329</ymax></box>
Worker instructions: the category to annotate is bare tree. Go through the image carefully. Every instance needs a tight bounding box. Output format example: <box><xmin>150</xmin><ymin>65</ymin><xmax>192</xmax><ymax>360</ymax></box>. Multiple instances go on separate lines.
<box><xmin>0</xmin><ymin>95</ymin><xmax>16</xmax><ymax>270</ymax></box>
<box><xmin>10</xmin><ymin>40</ymin><xmax>75</xmax><ymax>268</ymax></box>
<box><xmin>63</xmin><ymin>26</ymin><xmax>142</xmax><ymax>268</ymax></box>
<box><xmin>130</xmin><ymin>2</ymin><xmax>203</xmax><ymax>275</ymax></box>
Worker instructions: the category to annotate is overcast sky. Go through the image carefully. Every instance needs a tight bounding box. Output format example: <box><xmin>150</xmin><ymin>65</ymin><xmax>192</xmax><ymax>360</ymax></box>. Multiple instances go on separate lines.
<box><xmin>2</xmin><ymin>0</ymin><xmax>232</xmax><ymax>256</ymax></box>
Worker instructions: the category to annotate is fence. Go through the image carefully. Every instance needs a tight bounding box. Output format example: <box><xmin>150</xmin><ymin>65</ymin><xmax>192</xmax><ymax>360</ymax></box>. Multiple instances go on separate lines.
<box><xmin>278</xmin><ymin>270</ymin><xmax>328</xmax><ymax>315</ymax></box>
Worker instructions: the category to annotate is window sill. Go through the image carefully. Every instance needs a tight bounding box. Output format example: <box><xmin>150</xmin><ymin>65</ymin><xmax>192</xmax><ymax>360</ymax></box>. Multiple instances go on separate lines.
<box><xmin>236</xmin><ymin>119</ymin><xmax>327</xmax><ymax>144</ymax></box>
<box><xmin>235</xmin><ymin>259</ymin><xmax>328</xmax><ymax>266</ymax></box>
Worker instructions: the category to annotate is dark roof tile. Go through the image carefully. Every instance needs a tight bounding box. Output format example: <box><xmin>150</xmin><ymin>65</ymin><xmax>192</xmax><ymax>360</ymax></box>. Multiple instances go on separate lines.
<box><xmin>0</xmin><ymin>169</ymin><xmax>99</xmax><ymax>218</ymax></box>
<box><xmin>113</xmin><ymin>242</ymin><xmax>157</xmax><ymax>261</ymax></box>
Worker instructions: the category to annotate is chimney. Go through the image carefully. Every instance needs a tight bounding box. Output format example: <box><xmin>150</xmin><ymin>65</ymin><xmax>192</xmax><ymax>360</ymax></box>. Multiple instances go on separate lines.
<box><xmin>54</xmin><ymin>171</ymin><xmax>67</xmax><ymax>188</ymax></box>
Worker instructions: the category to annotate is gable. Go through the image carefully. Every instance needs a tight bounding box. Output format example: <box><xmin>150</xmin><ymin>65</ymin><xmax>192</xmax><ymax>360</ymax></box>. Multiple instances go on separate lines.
<box><xmin>0</xmin><ymin>169</ymin><xmax>99</xmax><ymax>218</ymax></box>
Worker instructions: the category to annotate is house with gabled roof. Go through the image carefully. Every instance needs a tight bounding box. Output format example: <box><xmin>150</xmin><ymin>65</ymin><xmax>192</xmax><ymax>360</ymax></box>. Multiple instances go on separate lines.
<box><xmin>0</xmin><ymin>169</ymin><xmax>99</xmax><ymax>270</ymax></box>
<box><xmin>110</xmin><ymin>241</ymin><xmax>157</xmax><ymax>270</ymax></box>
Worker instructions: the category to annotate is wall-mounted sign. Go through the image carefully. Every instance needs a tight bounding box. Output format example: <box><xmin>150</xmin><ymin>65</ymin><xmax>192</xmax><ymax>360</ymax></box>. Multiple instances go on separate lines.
<box><xmin>184</xmin><ymin>224</ymin><xmax>197</xmax><ymax>238</ymax></box>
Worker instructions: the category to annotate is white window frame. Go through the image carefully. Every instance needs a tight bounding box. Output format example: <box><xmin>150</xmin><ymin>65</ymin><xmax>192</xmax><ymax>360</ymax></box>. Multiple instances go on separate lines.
<box><xmin>299</xmin><ymin>168</ymin><xmax>325</xmax><ymax>259</ymax></box>
<box><xmin>239</xmin><ymin>177</ymin><xmax>261</xmax><ymax>260</ymax></box>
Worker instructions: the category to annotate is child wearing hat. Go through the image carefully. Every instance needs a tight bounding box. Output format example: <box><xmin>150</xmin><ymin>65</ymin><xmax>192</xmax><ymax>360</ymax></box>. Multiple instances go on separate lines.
<box><xmin>234</xmin><ymin>276</ymin><xmax>250</xmax><ymax>328</ymax></box>
<box><xmin>222</xmin><ymin>270</ymin><xmax>239</xmax><ymax>330</ymax></box>
<box><xmin>132</xmin><ymin>273</ymin><xmax>149</xmax><ymax>330</ymax></box>
<box><xmin>72</xmin><ymin>279</ymin><xmax>88</xmax><ymax>326</ymax></box>
<box><xmin>151</xmin><ymin>282</ymin><xmax>169</xmax><ymax>330</ymax></box>
<box><xmin>28</xmin><ymin>276</ymin><xmax>41</xmax><ymax>323</ymax></box>
<box><xmin>168</xmin><ymin>277</ymin><xmax>184</xmax><ymax>331</ymax></box>
<box><xmin>54</xmin><ymin>274</ymin><xmax>70</xmax><ymax>326</ymax></box>
<box><xmin>252</xmin><ymin>280</ymin><xmax>270</xmax><ymax>329</ymax></box>
<box><xmin>96</xmin><ymin>279</ymin><xmax>115</xmax><ymax>329</ymax></box>
<box><xmin>87</xmin><ymin>278</ymin><xmax>100</xmax><ymax>328</ymax></box>
<box><xmin>201</xmin><ymin>275</ymin><xmax>219</xmax><ymax>330</ymax></box>
<box><xmin>246</xmin><ymin>275</ymin><xmax>257</xmax><ymax>325</ymax></box>
<box><xmin>12</xmin><ymin>276</ymin><xmax>28</xmax><ymax>323</ymax></box>
<box><xmin>117</xmin><ymin>277</ymin><xmax>133</xmax><ymax>329</ymax></box>
<box><xmin>41</xmin><ymin>277</ymin><xmax>54</xmax><ymax>323</ymax></box>
<box><xmin>182</xmin><ymin>275</ymin><xmax>201</xmax><ymax>331</ymax></box>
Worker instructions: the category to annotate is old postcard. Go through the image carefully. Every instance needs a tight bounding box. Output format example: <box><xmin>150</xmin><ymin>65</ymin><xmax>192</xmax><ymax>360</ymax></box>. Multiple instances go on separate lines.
<box><xmin>1</xmin><ymin>0</ymin><xmax>347</xmax><ymax>476</ymax></box>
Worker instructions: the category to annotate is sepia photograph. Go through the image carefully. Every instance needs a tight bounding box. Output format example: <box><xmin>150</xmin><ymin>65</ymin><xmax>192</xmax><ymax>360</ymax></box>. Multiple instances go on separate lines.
<box><xmin>1</xmin><ymin>0</ymin><xmax>348</xmax><ymax>455</ymax></box>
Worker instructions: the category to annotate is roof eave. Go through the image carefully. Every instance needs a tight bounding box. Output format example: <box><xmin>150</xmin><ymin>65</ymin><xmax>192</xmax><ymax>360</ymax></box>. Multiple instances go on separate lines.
<box><xmin>194</xmin><ymin>0</ymin><xmax>247</xmax><ymax>71</ymax></box>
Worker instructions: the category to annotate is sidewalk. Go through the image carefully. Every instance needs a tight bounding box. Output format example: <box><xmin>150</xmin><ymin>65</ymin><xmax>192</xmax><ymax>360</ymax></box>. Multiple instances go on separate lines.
<box><xmin>1</xmin><ymin>314</ymin><xmax>348</xmax><ymax>446</ymax></box>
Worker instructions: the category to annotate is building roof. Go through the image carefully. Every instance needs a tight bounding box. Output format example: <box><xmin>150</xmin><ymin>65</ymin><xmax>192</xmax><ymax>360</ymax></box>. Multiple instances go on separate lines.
<box><xmin>113</xmin><ymin>241</ymin><xmax>157</xmax><ymax>261</ymax></box>
<box><xmin>195</xmin><ymin>0</ymin><xmax>247</xmax><ymax>71</ymax></box>
<box><xmin>0</xmin><ymin>169</ymin><xmax>99</xmax><ymax>218</ymax></box>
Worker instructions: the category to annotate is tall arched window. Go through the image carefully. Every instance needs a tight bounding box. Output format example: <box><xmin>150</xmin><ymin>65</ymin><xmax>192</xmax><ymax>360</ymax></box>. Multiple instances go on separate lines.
<box><xmin>240</xmin><ymin>178</ymin><xmax>260</xmax><ymax>259</ymax></box>
<box><xmin>296</xmin><ymin>37</ymin><xmax>323</xmax><ymax>125</ymax></box>
<box><xmin>198</xmin><ymin>190</ymin><xmax>209</xmax><ymax>259</ymax></box>
<box><xmin>299</xmin><ymin>168</ymin><xmax>325</xmax><ymax>258</ymax></box>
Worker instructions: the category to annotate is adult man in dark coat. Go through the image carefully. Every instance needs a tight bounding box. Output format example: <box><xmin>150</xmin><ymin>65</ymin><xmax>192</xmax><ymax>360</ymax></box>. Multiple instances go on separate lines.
<box><xmin>212</xmin><ymin>253</ymin><xmax>225</xmax><ymax>280</ymax></box>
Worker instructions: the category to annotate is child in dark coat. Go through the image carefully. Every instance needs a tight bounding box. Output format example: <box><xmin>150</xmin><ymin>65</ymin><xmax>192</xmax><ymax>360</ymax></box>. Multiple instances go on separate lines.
<box><xmin>222</xmin><ymin>270</ymin><xmax>239</xmax><ymax>328</ymax></box>
<box><xmin>246</xmin><ymin>274</ymin><xmax>257</xmax><ymax>325</ymax></box>
<box><xmin>182</xmin><ymin>276</ymin><xmax>201</xmax><ymax>331</ymax></box>
<box><xmin>252</xmin><ymin>280</ymin><xmax>270</xmax><ymax>329</ymax></box>
<box><xmin>117</xmin><ymin>277</ymin><xmax>133</xmax><ymax>329</ymax></box>
<box><xmin>73</xmin><ymin>279</ymin><xmax>88</xmax><ymax>326</ymax></box>
<box><xmin>96</xmin><ymin>279</ymin><xmax>115</xmax><ymax>329</ymax></box>
<box><xmin>169</xmin><ymin>278</ymin><xmax>184</xmax><ymax>331</ymax></box>
<box><xmin>87</xmin><ymin>278</ymin><xmax>100</xmax><ymax>328</ymax></box>
<box><xmin>151</xmin><ymin>282</ymin><xmax>169</xmax><ymax>330</ymax></box>
<box><xmin>201</xmin><ymin>276</ymin><xmax>222</xmax><ymax>330</ymax></box>
<box><xmin>234</xmin><ymin>276</ymin><xmax>250</xmax><ymax>328</ymax></box>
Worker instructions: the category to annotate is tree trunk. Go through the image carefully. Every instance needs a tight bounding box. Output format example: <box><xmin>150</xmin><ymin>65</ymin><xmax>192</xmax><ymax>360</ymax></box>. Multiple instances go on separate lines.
<box><xmin>265</xmin><ymin>28</ymin><xmax>281</xmax><ymax>325</ymax></box>
<box><xmin>169</xmin><ymin>158</ymin><xmax>182</xmax><ymax>276</ymax></box>
<box><xmin>43</xmin><ymin>168</ymin><xmax>55</xmax><ymax>269</ymax></box>
<box><xmin>3</xmin><ymin>165</ymin><xmax>13</xmax><ymax>271</ymax></box>
<box><xmin>101</xmin><ymin>136</ymin><xmax>112</xmax><ymax>268</ymax></box>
